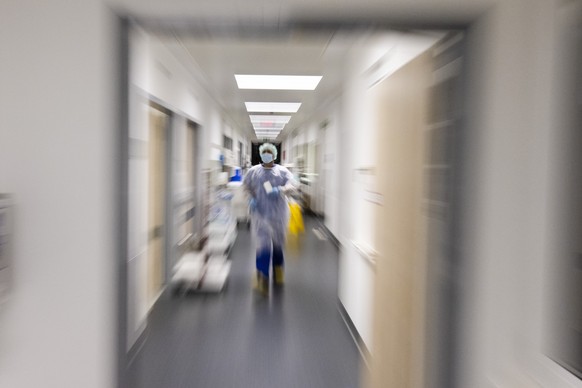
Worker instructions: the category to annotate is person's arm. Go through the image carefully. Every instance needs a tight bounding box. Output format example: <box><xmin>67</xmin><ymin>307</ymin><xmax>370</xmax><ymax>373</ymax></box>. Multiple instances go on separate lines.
<box><xmin>242</xmin><ymin>169</ymin><xmax>255</xmax><ymax>198</ymax></box>
<box><xmin>242</xmin><ymin>169</ymin><xmax>258</xmax><ymax>210</ymax></box>
<box><xmin>278</xmin><ymin>168</ymin><xmax>299</xmax><ymax>196</ymax></box>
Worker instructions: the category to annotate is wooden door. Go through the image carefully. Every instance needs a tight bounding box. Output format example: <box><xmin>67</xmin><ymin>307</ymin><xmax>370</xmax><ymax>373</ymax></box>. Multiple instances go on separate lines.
<box><xmin>367</xmin><ymin>51</ymin><xmax>433</xmax><ymax>388</ymax></box>
<box><xmin>147</xmin><ymin>106</ymin><xmax>167</xmax><ymax>306</ymax></box>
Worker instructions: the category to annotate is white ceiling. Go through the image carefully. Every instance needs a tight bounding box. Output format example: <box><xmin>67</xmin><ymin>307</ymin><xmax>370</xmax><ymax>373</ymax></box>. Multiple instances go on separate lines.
<box><xmin>143</xmin><ymin>14</ymin><xmax>451</xmax><ymax>141</ymax></box>
<box><xmin>153</xmin><ymin>27</ymin><xmax>364</xmax><ymax>140</ymax></box>
<box><xmin>116</xmin><ymin>0</ymin><xmax>489</xmax><ymax>142</ymax></box>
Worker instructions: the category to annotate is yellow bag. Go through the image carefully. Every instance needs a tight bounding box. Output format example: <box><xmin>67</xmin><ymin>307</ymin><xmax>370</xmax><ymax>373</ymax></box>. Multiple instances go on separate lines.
<box><xmin>288</xmin><ymin>202</ymin><xmax>304</xmax><ymax>236</ymax></box>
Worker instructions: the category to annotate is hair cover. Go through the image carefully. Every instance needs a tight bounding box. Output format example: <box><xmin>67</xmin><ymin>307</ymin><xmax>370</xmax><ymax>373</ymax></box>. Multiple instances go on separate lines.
<box><xmin>259</xmin><ymin>143</ymin><xmax>277</xmax><ymax>160</ymax></box>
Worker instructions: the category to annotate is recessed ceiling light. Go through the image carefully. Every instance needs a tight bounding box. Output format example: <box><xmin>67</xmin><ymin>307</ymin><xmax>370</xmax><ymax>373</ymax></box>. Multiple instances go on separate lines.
<box><xmin>255</xmin><ymin>127</ymin><xmax>282</xmax><ymax>132</ymax></box>
<box><xmin>253</xmin><ymin>125</ymin><xmax>285</xmax><ymax>131</ymax></box>
<box><xmin>250</xmin><ymin>115</ymin><xmax>291</xmax><ymax>124</ymax></box>
<box><xmin>252</xmin><ymin>122</ymin><xmax>285</xmax><ymax>129</ymax></box>
<box><xmin>245</xmin><ymin>102</ymin><xmax>302</xmax><ymax>113</ymax></box>
<box><xmin>235</xmin><ymin>75</ymin><xmax>322</xmax><ymax>90</ymax></box>
<box><xmin>251</xmin><ymin>120</ymin><xmax>287</xmax><ymax>128</ymax></box>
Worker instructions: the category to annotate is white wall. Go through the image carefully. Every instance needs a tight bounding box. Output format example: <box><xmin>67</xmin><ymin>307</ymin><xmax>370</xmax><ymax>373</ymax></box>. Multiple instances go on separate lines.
<box><xmin>322</xmin><ymin>106</ymin><xmax>342</xmax><ymax>237</ymax></box>
<box><xmin>335</xmin><ymin>31</ymin><xmax>441</xmax><ymax>350</ymax></box>
<box><xmin>126</xmin><ymin>26</ymin><xmax>252</xmax><ymax>349</ymax></box>
<box><xmin>207</xmin><ymin>109</ymin><xmax>224</xmax><ymax>164</ymax></box>
<box><xmin>280</xmin><ymin>41</ymin><xmax>383</xmax><ymax>346</ymax></box>
<box><xmin>458</xmin><ymin>0</ymin><xmax>582</xmax><ymax>386</ymax></box>
<box><xmin>133</xmin><ymin>37</ymin><xmax>204</xmax><ymax>121</ymax></box>
<box><xmin>278</xmin><ymin>47</ymin><xmax>376</xmax><ymax>345</ymax></box>
<box><xmin>130</xmin><ymin>29</ymin><xmax>228</xmax><ymax>166</ymax></box>
<box><xmin>0</xmin><ymin>1</ymin><xmax>117</xmax><ymax>387</ymax></box>
<box><xmin>172</xmin><ymin>115</ymin><xmax>190</xmax><ymax>202</ymax></box>
<box><xmin>282</xmin><ymin>95</ymin><xmax>342</xmax><ymax>235</ymax></box>
<box><xmin>222</xmin><ymin>121</ymin><xmax>249</xmax><ymax>168</ymax></box>
<box><xmin>336</xmin><ymin>36</ymin><xmax>378</xmax><ymax>349</ymax></box>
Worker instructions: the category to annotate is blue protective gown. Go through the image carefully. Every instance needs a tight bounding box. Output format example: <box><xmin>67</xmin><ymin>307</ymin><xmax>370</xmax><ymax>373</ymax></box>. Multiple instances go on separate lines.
<box><xmin>243</xmin><ymin>164</ymin><xmax>295</xmax><ymax>268</ymax></box>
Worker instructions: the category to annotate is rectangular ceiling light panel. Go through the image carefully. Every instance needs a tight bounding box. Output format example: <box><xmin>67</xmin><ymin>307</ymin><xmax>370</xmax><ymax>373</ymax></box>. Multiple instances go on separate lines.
<box><xmin>250</xmin><ymin>115</ymin><xmax>291</xmax><ymax>124</ymax></box>
<box><xmin>245</xmin><ymin>102</ymin><xmax>302</xmax><ymax>113</ymax></box>
<box><xmin>252</xmin><ymin>124</ymin><xmax>285</xmax><ymax>131</ymax></box>
<box><xmin>254</xmin><ymin>127</ymin><xmax>282</xmax><ymax>132</ymax></box>
<box><xmin>255</xmin><ymin>131</ymin><xmax>281</xmax><ymax>135</ymax></box>
<box><xmin>236</xmin><ymin>75</ymin><xmax>322</xmax><ymax>90</ymax></box>
<box><xmin>253</xmin><ymin>125</ymin><xmax>283</xmax><ymax>129</ymax></box>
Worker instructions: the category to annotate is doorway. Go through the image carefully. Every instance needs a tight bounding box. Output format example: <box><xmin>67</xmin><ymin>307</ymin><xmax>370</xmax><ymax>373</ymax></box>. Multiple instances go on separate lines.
<box><xmin>119</xmin><ymin>19</ymin><xmax>469</xmax><ymax>388</ymax></box>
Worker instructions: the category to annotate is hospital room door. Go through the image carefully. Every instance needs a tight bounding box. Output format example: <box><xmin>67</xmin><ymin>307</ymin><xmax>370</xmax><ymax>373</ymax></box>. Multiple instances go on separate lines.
<box><xmin>147</xmin><ymin>105</ymin><xmax>168</xmax><ymax>306</ymax></box>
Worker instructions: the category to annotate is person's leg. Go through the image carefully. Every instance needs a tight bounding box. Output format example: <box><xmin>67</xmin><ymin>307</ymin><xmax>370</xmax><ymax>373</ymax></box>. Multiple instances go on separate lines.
<box><xmin>255</xmin><ymin>247</ymin><xmax>271</xmax><ymax>295</ymax></box>
<box><xmin>256</xmin><ymin>246</ymin><xmax>271</xmax><ymax>278</ymax></box>
<box><xmin>255</xmin><ymin>227</ymin><xmax>272</xmax><ymax>295</ymax></box>
<box><xmin>272</xmin><ymin>245</ymin><xmax>284</xmax><ymax>285</ymax></box>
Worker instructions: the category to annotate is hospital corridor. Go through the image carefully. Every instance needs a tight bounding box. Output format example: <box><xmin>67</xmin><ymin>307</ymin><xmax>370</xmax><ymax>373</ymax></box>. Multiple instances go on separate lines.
<box><xmin>126</xmin><ymin>217</ymin><xmax>360</xmax><ymax>388</ymax></box>
<box><xmin>1</xmin><ymin>1</ymin><xmax>582</xmax><ymax>388</ymax></box>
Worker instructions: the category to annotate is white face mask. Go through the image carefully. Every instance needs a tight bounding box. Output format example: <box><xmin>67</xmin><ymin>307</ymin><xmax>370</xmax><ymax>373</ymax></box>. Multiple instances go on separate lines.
<box><xmin>261</xmin><ymin>153</ymin><xmax>274</xmax><ymax>163</ymax></box>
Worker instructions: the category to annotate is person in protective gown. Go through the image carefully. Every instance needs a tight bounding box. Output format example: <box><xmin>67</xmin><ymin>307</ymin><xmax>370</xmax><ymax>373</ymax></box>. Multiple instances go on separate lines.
<box><xmin>243</xmin><ymin>143</ymin><xmax>297</xmax><ymax>295</ymax></box>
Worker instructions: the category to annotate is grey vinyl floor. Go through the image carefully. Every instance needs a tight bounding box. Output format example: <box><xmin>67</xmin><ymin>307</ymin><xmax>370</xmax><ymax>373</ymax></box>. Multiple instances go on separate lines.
<box><xmin>127</xmin><ymin>216</ymin><xmax>362</xmax><ymax>388</ymax></box>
